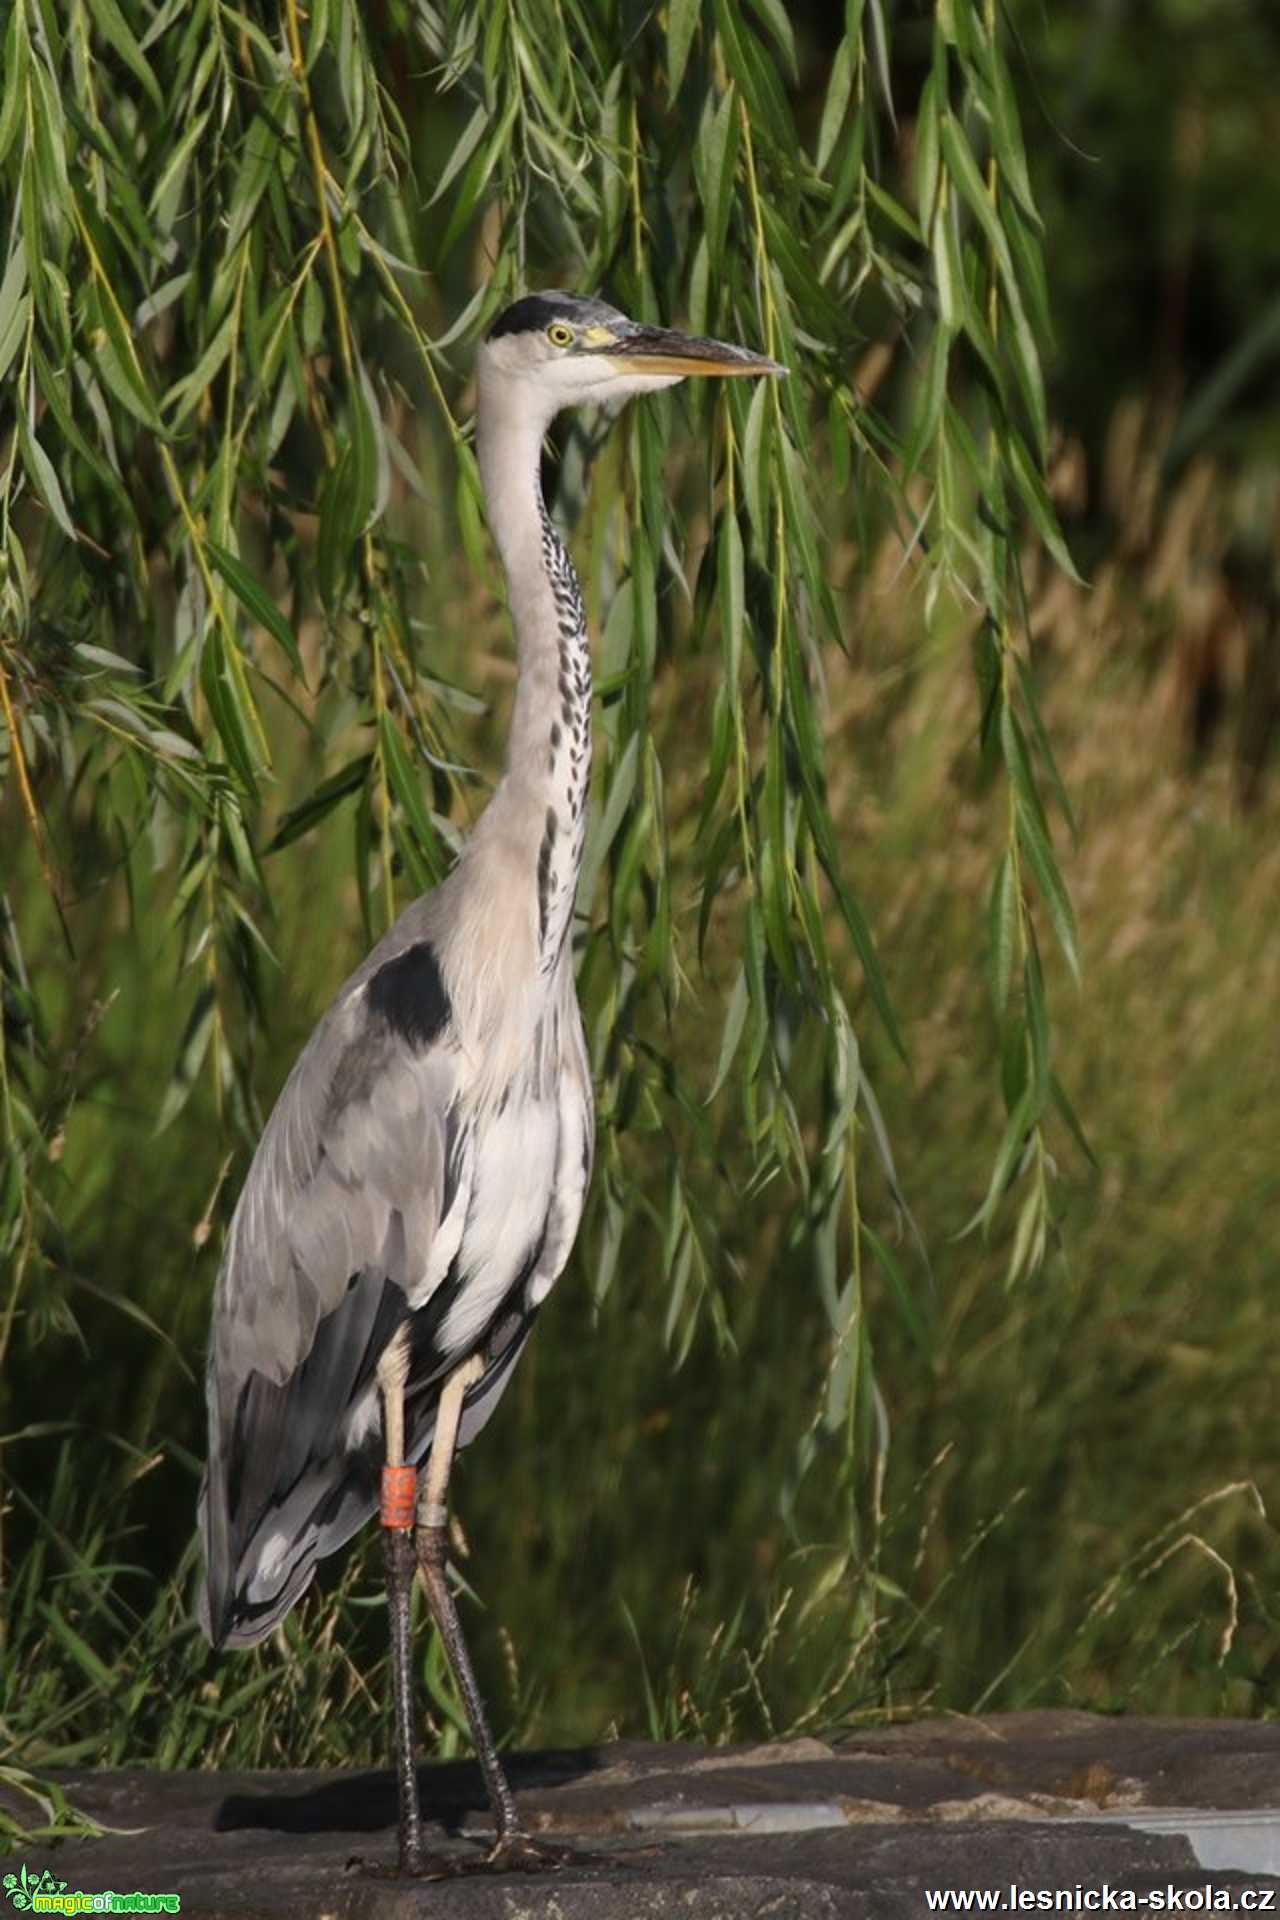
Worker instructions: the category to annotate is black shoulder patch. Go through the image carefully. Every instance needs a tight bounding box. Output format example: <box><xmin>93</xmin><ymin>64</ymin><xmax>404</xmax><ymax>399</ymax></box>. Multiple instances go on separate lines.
<box><xmin>367</xmin><ymin>941</ymin><xmax>451</xmax><ymax>1051</ymax></box>
<box><xmin>488</xmin><ymin>292</ymin><xmax>574</xmax><ymax>340</ymax></box>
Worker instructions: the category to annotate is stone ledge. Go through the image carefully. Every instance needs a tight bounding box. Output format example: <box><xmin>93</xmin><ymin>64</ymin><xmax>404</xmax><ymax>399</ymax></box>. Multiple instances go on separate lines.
<box><xmin>6</xmin><ymin>1714</ymin><xmax>1280</xmax><ymax>1918</ymax></box>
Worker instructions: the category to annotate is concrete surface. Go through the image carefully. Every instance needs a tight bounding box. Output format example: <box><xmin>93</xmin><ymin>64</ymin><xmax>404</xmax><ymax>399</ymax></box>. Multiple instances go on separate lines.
<box><xmin>1093</xmin><ymin>1807</ymin><xmax>1280</xmax><ymax>1874</ymax></box>
<box><xmin>4</xmin><ymin>1714</ymin><xmax>1280</xmax><ymax>1916</ymax></box>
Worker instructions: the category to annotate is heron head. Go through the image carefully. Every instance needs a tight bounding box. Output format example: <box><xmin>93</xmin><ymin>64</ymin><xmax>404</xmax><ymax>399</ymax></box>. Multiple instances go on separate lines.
<box><xmin>479</xmin><ymin>291</ymin><xmax>785</xmax><ymax>418</ymax></box>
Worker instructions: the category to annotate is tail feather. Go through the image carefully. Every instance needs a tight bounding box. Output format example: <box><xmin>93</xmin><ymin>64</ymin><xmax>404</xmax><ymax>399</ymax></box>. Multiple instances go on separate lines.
<box><xmin>198</xmin><ymin>1283</ymin><xmax>540</xmax><ymax>1647</ymax></box>
<box><xmin>200</xmin><ymin>1443</ymin><xmax>379</xmax><ymax>1647</ymax></box>
<box><xmin>200</xmin><ymin>1265</ymin><xmax>406</xmax><ymax>1646</ymax></box>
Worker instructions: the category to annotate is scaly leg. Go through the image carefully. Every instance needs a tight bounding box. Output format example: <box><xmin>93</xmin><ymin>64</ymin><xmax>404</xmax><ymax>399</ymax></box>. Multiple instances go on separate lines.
<box><xmin>378</xmin><ymin>1332</ymin><xmax>424</xmax><ymax>1875</ymax></box>
<box><xmin>415</xmin><ymin>1353</ymin><xmax>547</xmax><ymax>1868</ymax></box>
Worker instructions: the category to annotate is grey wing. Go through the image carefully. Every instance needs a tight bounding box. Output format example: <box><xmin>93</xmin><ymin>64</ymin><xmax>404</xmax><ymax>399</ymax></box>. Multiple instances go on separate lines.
<box><xmin>199</xmin><ymin>932</ymin><xmax>467</xmax><ymax>1649</ymax></box>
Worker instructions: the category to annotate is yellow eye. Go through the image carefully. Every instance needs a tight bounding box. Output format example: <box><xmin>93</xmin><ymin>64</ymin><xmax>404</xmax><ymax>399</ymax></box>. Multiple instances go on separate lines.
<box><xmin>547</xmin><ymin>321</ymin><xmax>574</xmax><ymax>348</ymax></box>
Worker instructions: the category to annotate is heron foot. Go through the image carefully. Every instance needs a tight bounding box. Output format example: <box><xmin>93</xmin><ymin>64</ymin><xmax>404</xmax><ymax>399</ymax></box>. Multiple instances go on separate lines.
<box><xmin>357</xmin><ymin>1833</ymin><xmax>582</xmax><ymax>1880</ymax></box>
<box><xmin>347</xmin><ymin>1847</ymin><xmax>459</xmax><ymax>1880</ymax></box>
<box><xmin>483</xmin><ymin>1829</ymin><xmax>582</xmax><ymax>1874</ymax></box>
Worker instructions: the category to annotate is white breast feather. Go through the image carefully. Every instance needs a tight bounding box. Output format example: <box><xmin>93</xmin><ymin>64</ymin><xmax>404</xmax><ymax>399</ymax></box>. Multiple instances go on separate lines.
<box><xmin>439</xmin><ymin>1097</ymin><xmax>558</xmax><ymax>1353</ymax></box>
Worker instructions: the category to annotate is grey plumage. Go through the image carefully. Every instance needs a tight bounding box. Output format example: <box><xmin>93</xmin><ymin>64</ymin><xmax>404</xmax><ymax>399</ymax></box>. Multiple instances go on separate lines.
<box><xmin>198</xmin><ymin>290</ymin><xmax>782</xmax><ymax>1872</ymax></box>
<box><xmin>201</xmin><ymin>854</ymin><xmax>593</xmax><ymax>1645</ymax></box>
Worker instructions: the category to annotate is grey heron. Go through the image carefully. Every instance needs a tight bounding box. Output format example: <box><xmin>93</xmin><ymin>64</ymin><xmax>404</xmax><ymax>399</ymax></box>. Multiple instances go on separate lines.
<box><xmin>198</xmin><ymin>291</ymin><xmax>783</xmax><ymax>1874</ymax></box>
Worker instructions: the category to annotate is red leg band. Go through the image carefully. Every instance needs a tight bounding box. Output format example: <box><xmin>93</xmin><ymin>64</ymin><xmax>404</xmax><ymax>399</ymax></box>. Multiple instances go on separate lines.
<box><xmin>381</xmin><ymin>1464</ymin><xmax>418</xmax><ymax>1530</ymax></box>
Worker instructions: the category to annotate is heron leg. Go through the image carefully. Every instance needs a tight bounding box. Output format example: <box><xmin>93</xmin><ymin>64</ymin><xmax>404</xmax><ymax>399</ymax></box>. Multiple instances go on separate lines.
<box><xmin>415</xmin><ymin>1353</ymin><xmax>533</xmax><ymax>1864</ymax></box>
<box><xmin>379</xmin><ymin>1334</ymin><xmax>424</xmax><ymax>1875</ymax></box>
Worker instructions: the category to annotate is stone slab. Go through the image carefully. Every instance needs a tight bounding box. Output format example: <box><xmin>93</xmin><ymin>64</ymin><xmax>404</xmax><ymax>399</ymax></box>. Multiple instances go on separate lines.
<box><xmin>4</xmin><ymin>1715</ymin><xmax>1280</xmax><ymax>1918</ymax></box>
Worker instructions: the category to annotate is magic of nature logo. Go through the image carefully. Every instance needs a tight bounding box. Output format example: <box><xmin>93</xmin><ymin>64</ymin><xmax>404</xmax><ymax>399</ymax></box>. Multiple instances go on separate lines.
<box><xmin>3</xmin><ymin>1865</ymin><xmax>180</xmax><ymax>1913</ymax></box>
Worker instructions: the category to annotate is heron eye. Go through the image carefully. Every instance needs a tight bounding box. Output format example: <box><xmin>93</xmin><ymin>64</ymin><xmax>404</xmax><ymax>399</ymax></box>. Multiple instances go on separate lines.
<box><xmin>546</xmin><ymin>322</ymin><xmax>574</xmax><ymax>348</ymax></box>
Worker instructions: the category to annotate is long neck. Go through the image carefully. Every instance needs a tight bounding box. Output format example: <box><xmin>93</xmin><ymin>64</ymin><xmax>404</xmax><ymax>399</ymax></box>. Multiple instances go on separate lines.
<box><xmin>473</xmin><ymin>366</ymin><xmax>592</xmax><ymax>977</ymax></box>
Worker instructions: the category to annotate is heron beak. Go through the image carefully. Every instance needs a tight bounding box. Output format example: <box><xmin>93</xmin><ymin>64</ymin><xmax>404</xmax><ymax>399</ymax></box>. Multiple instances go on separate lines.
<box><xmin>596</xmin><ymin>323</ymin><xmax>786</xmax><ymax>379</ymax></box>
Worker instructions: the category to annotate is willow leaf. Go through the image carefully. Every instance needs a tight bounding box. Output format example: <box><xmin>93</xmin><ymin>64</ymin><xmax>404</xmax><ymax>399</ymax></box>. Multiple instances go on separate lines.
<box><xmin>207</xmin><ymin>542</ymin><xmax>304</xmax><ymax>680</ymax></box>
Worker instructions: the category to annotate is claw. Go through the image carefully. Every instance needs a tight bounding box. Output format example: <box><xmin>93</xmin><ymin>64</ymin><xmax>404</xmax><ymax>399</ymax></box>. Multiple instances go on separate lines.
<box><xmin>484</xmin><ymin>1830</ymin><xmax>582</xmax><ymax>1874</ymax></box>
<box><xmin>486</xmin><ymin>1831</ymin><xmax>560</xmax><ymax>1873</ymax></box>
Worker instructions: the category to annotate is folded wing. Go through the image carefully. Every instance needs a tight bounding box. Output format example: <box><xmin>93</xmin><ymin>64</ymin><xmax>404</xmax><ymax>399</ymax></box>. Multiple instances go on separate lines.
<box><xmin>199</xmin><ymin>933</ymin><xmax>462</xmax><ymax>1648</ymax></box>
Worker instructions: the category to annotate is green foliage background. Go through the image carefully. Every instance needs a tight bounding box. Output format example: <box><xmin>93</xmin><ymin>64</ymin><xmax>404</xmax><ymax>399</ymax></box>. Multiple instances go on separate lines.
<box><xmin>2</xmin><ymin>0</ymin><xmax>1280</xmax><ymax>1798</ymax></box>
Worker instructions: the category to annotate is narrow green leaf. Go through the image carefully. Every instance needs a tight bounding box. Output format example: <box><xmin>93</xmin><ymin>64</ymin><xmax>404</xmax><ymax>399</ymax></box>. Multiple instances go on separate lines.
<box><xmin>155</xmin><ymin>985</ymin><xmax>216</xmax><ymax>1132</ymax></box>
<box><xmin>716</xmin><ymin>510</ymin><xmax>744</xmax><ymax>683</ymax></box>
<box><xmin>1004</xmin><ymin>268</ymin><xmax>1049</xmax><ymax>459</ymax></box>
<box><xmin>226</xmin><ymin>91</ymin><xmax>287</xmax><ymax>255</ymax></box>
<box><xmin>667</xmin><ymin>0</ymin><xmax>700</xmax><ymax>98</ymax></box>
<box><xmin>693</xmin><ymin>83</ymin><xmax>740</xmax><ymax>272</ymax></box>
<box><xmin>865</xmin><ymin>0</ymin><xmax>895</xmax><ymax>127</ymax></box>
<box><xmin>939</xmin><ymin>106</ymin><xmax>1015</xmax><ymax>280</ymax></box>
<box><xmin>87</xmin><ymin>291</ymin><xmax>166</xmax><ymax>435</ymax></box>
<box><xmin>904</xmin><ymin>321</ymin><xmax>951</xmax><ymax>478</ymax></box>
<box><xmin>44</xmin><ymin>348</ymin><xmax>133</xmax><ymax>519</ymax></box>
<box><xmin>579</xmin><ymin>729</ymin><xmax>640</xmax><ymax>909</ymax></box>
<box><xmin>976</xmin><ymin>1084</ymin><xmax>1033</xmax><ymax>1234</ymax></box>
<box><xmin>149</xmin><ymin>107</ymin><xmax>212</xmax><ymax>237</ymax></box>
<box><xmin>1013</xmin><ymin>652</ymin><xmax>1077</xmax><ymax>838</ymax></box>
<box><xmin>1006</xmin><ymin>1184</ymin><xmax>1043</xmax><ymax>1287</ymax></box>
<box><xmin>939</xmin><ymin>109</ymin><xmax>1046</xmax><ymax>448</ymax></box>
<box><xmin>986</xmin><ymin>37</ymin><xmax>1040</xmax><ymax>228</ymax></box>
<box><xmin>598</xmin><ymin>62</ymin><xmax>627</xmax><ymax>241</ymax></box>
<box><xmin>932</xmin><ymin>198</ymin><xmax>961</xmax><ymax>331</ymax></box>
<box><xmin>317</xmin><ymin>446</ymin><xmax>361</xmax><ymax>610</ymax></box>
<box><xmin>746</xmin><ymin>0</ymin><xmax>798</xmax><ymax>83</ymax></box>
<box><xmin>1051</xmin><ymin>1071</ymin><xmax>1097</xmax><ymax>1168</ymax></box>
<box><xmin>742</xmin><ymin>377</ymin><xmax>771</xmax><ymax>541</ymax></box>
<box><xmin>207</xmin><ymin>541</ymin><xmax>304</xmax><ymax>680</ymax></box>
<box><xmin>306</xmin><ymin>0</ymin><xmax>330</xmax><ymax>68</ymax></box>
<box><xmin>713</xmin><ymin>0</ymin><xmax>796</xmax><ymax>154</ymax></box>
<box><xmin>436</xmin><ymin>90</ymin><xmax>520</xmax><ymax>262</ymax></box>
<box><xmin>88</xmin><ymin>696</ymin><xmax>200</xmax><ymax>762</ymax></box>
<box><xmin>38</xmin><ymin>1603</ymin><xmax>117</xmax><ymax>1695</ymax></box>
<box><xmin>268</xmin><ymin>755</ymin><xmax>372</xmax><ymax>852</ymax></box>
<box><xmin>609</xmin><ymin>800</ymin><xmax>654</xmax><ymax>947</ymax></box>
<box><xmin>454</xmin><ymin>461</ymin><xmax>489</xmax><ymax>592</ymax></box>
<box><xmin>698</xmin><ymin>681</ymin><xmax>733</xmax><ymax>846</ymax></box>
<box><xmin>0</xmin><ymin>285</ymin><xmax>30</xmax><ymax>388</ymax></box>
<box><xmin>915</xmin><ymin>71</ymin><xmax>941</xmax><ymax>231</ymax></box>
<box><xmin>74</xmin><ymin>642</ymin><xmax>141</xmax><ymax>676</ymax></box>
<box><xmin>797</xmin><ymin>748</ymin><xmax>905</xmax><ymax>1060</ymax></box>
<box><xmin>215</xmin><ymin>3</ymin><xmax>280</xmax><ymax>69</ymax></box>
<box><xmin>864</xmin><ymin>176</ymin><xmax>922</xmax><ymax>246</ymax></box>
<box><xmin>987</xmin><ymin>849</ymin><xmax>1016</xmax><ymax>1012</ymax></box>
<box><xmin>164</xmin><ymin>309</ymin><xmax>235</xmax><ymax>424</ymax></box>
<box><xmin>354</xmin><ymin>355</ymin><xmax>390</xmax><ymax>531</ymax></box>
<box><xmin>200</xmin><ymin>626</ymin><xmax>261</xmax><ymax>795</ymax></box>
<box><xmin>708</xmin><ymin>966</ymin><xmax>749</xmax><ymax>1103</ymax></box>
<box><xmin>630</xmin><ymin>523</ymin><xmax>657</xmax><ymax>690</ymax></box>
<box><xmin>600</xmin><ymin>578</ymin><xmax>635</xmax><ymax>693</ymax></box>
<box><xmin>1024</xmin><ymin>944</ymin><xmax>1050</xmax><ymax>1110</ymax></box>
<box><xmin>390</xmin><ymin>818</ymin><xmax>432</xmax><ymax>896</ymax></box>
<box><xmin>1015</xmin><ymin>797</ymin><xmax>1081</xmax><ymax>985</ymax></box>
<box><xmin>816</xmin><ymin>35</ymin><xmax>854</xmax><ymax>173</ymax></box>
<box><xmin>379</xmin><ymin>713</ymin><xmax>436</xmax><ymax>857</ymax></box>
<box><xmin>1001</xmin><ymin>703</ymin><xmax>1049</xmax><ymax>844</ymax></box>
<box><xmin>134</xmin><ymin>271</ymin><xmax>192</xmax><ymax>330</ymax></box>
<box><xmin>1005</xmin><ymin>426</ymin><xmax>1083</xmax><ymax>583</ymax></box>
<box><xmin>427</xmin><ymin>101</ymin><xmax>489</xmax><ymax>209</ymax></box>
<box><xmin>761</xmin><ymin>201</ymin><xmax>844</xmax><ymax>328</ymax></box>
<box><xmin>18</xmin><ymin>422</ymin><xmax>75</xmax><ymax>540</ymax></box>
<box><xmin>688</xmin><ymin>232</ymin><xmax>710</xmax><ymax>336</ymax></box>
<box><xmin>0</xmin><ymin>2</ymin><xmax>27</xmax><ymax>162</ymax></box>
<box><xmin>84</xmin><ymin>0</ymin><xmax>164</xmax><ymax>109</ymax></box>
<box><xmin>1005</xmin><ymin>194</ymin><xmax>1053</xmax><ymax>348</ymax></box>
<box><xmin>999</xmin><ymin>1006</ymin><xmax>1028</xmax><ymax>1118</ymax></box>
<box><xmin>863</xmin><ymin>1222</ymin><xmax>930</xmax><ymax>1355</ymax></box>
